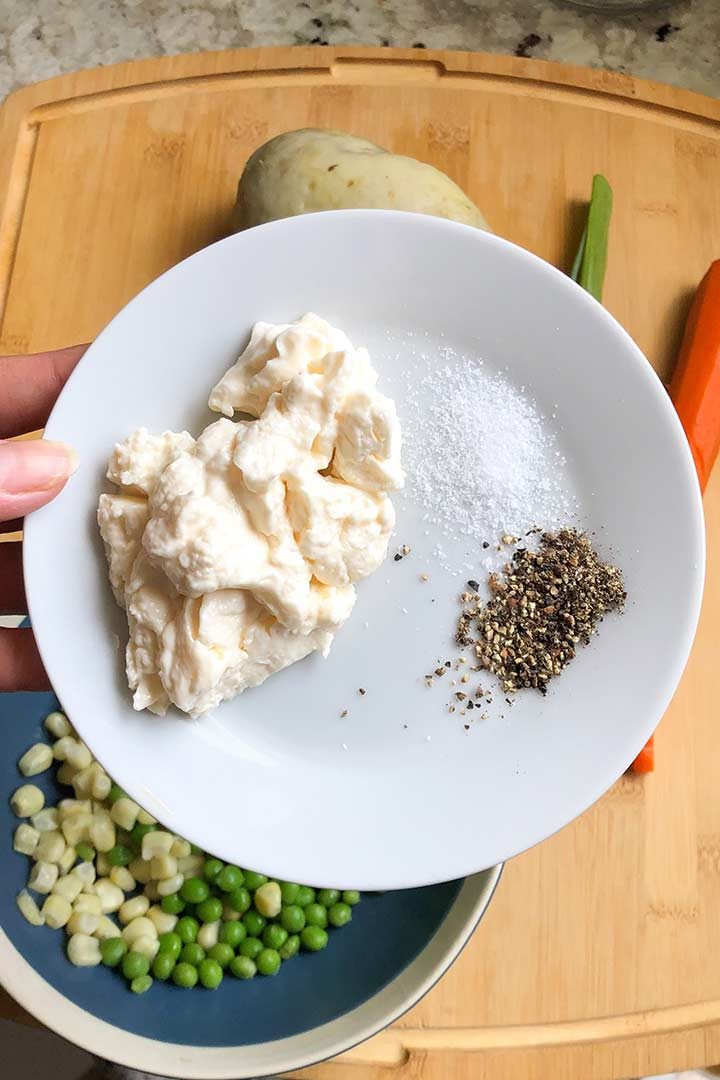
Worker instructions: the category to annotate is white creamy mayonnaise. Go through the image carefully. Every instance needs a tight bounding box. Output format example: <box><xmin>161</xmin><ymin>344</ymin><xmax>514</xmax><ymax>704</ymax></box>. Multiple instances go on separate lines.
<box><xmin>98</xmin><ymin>314</ymin><xmax>404</xmax><ymax>717</ymax></box>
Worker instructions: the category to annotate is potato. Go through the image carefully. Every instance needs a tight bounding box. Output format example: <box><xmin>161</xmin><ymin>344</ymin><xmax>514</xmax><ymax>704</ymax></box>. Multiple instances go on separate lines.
<box><xmin>232</xmin><ymin>128</ymin><xmax>489</xmax><ymax>232</ymax></box>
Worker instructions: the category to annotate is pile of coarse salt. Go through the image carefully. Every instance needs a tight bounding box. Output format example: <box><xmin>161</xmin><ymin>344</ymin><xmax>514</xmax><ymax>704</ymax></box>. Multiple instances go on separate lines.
<box><xmin>400</xmin><ymin>350</ymin><xmax>578</xmax><ymax>549</ymax></box>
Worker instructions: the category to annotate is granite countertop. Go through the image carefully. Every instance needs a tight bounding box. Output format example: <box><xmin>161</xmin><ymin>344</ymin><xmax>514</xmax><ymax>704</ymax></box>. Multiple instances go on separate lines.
<box><xmin>0</xmin><ymin>0</ymin><xmax>718</xmax><ymax>101</ymax></box>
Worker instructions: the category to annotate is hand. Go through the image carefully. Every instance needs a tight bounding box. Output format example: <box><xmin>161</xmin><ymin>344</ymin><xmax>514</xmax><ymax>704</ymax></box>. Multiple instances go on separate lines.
<box><xmin>1</xmin><ymin>345</ymin><xmax>87</xmax><ymax>690</ymax></box>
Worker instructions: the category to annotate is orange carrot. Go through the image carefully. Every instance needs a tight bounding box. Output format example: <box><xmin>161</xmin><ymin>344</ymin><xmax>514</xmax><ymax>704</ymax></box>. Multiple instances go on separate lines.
<box><xmin>670</xmin><ymin>260</ymin><xmax>720</xmax><ymax>493</ymax></box>
<box><xmin>631</xmin><ymin>740</ymin><xmax>654</xmax><ymax>774</ymax></box>
<box><xmin>631</xmin><ymin>261</ymin><xmax>720</xmax><ymax>774</ymax></box>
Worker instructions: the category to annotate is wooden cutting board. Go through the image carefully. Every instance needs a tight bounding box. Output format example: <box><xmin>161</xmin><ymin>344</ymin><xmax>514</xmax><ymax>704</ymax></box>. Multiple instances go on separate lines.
<box><xmin>1</xmin><ymin>46</ymin><xmax>719</xmax><ymax>1080</ymax></box>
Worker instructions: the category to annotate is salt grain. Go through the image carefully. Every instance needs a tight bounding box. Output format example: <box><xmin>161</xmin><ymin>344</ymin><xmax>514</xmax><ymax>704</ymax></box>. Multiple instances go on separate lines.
<box><xmin>401</xmin><ymin>353</ymin><xmax>577</xmax><ymax>545</ymax></box>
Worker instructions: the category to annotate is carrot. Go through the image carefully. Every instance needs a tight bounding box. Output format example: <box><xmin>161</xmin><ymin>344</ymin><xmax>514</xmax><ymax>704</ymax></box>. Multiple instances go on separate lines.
<box><xmin>631</xmin><ymin>740</ymin><xmax>654</xmax><ymax>774</ymax></box>
<box><xmin>669</xmin><ymin>260</ymin><xmax>720</xmax><ymax>494</ymax></box>
<box><xmin>631</xmin><ymin>262</ymin><xmax>720</xmax><ymax>774</ymax></box>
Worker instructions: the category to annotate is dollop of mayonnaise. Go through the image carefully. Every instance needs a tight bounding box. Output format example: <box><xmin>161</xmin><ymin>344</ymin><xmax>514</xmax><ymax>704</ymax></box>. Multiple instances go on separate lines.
<box><xmin>98</xmin><ymin>314</ymin><xmax>404</xmax><ymax>718</ymax></box>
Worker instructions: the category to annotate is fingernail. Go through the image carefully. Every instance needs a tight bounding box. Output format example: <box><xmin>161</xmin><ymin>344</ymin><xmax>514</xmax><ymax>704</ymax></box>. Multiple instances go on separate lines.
<box><xmin>0</xmin><ymin>439</ymin><xmax>79</xmax><ymax>495</ymax></box>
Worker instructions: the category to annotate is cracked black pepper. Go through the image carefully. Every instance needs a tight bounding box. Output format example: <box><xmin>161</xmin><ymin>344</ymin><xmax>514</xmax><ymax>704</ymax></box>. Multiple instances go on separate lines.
<box><xmin>456</xmin><ymin>528</ymin><xmax>626</xmax><ymax>694</ymax></box>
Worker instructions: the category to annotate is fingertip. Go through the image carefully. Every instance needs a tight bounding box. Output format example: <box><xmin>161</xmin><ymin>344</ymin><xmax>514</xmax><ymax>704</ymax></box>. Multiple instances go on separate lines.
<box><xmin>0</xmin><ymin>439</ymin><xmax>79</xmax><ymax>523</ymax></box>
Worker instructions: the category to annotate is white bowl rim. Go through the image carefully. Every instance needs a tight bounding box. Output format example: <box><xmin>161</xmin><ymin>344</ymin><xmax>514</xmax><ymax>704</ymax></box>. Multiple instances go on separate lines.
<box><xmin>0</xmin><ymin>865</ymin><xmax>501</xmax><ymax>1078</ymax></box>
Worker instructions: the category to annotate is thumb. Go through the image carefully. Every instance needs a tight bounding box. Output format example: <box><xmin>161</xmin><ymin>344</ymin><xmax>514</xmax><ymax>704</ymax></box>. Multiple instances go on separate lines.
<box><xmin>0</xmin><ymin>439</ymin><xmax>78</xmax><ymax>522</ymax></box>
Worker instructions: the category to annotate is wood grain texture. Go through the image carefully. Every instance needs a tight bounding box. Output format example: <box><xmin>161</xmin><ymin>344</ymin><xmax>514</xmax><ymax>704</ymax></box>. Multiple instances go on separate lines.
<box><xmin>0</xmin><ymin>47</ymin><xmax>718</xmax><ymax>1080</ymax></box>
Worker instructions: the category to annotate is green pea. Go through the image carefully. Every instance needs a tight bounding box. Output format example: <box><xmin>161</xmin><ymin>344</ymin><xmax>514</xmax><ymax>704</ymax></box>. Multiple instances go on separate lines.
<box><xmin>196</xmin><ymin>897</ymin><xmax>223</xmax><ymax>924</ymax></box>
<box><xmin>328</xmin><ymin>902</ymin><xmax>352</xmax><ymax>928</ymax></box>
<box><xmin>198</xmin><ymin>957</ymin><xmax>223</xmax><ymax>989</ymax></box>
<box><xmin>157</xmin><ymin>931</ymin><xmax>182</xmax><ymax>959</ymax></box>
<box><xmin>180</xmin><ymin>877</ymin><xmax>210</xmax><ymax>905</ymax></box>
<box><xmin>129</xmin><ymin>822</ymin><xmax>156</xmax><ymax>850</ymax></box>
<box><xmin>203</xmin><ymin>857</ymin><xmax>224</xmax><ymax>883</ymax></box>
<box><xmin>239</xmin><ymin>936</ymin><xmax>263</xmax><ymax>960</ymax></box>
<box><xmin>279</xmin><ymin>934</ymin><xmax>300</xmax><ymax>960</ymax></box>
<box><xmin>243</xmin><ymin>910</ymin><xmax>266</xmax><ymax>938</ymax></box>
<box><xmin>173</xmin><ymin>962</ymin><xmax>198</xmax><ymax>988</ymax></box>
<box><xmin>301</xmin><ymin>925</ymin><xmax>328</xmax><ymax>952</ymax></box>
<box><xmin>100</xmin><ymin>937</ymin><xmax>127</xmax><ymax>968</ymax></box>
<box><xmin>295</xmin><ymin>886</ymin><xmax>316</xmax><ymax>908</ymax></box>
<box><xmin>106</xmin><ymin>844</ymin><xmax>133</xmax><ymax>867</ymax></box>
<box><xmin>190</xmin><ymin>843</ymin><xmax>203</xmax><ymax>855</ymax></box>
<box><xmin>208</xmin><ymin>943</ymin><xmax>234</xmax><ymax>969</ymax></box>
<box><xmin>342</xmin><ymin>890</ymin><xmax>361</xmax><ymax>906</ymax></box>
<box><xmin>256</xmin><ymin>948</ymin><xmax>281</xmax><ymax>976</ymax></box>
<box><xmin>243</xmin><ymin>870</ymin><xmax>267</xmax><ymax>891</ymax></box>
<box><xmin>280</xmin><ymin>905</ymin><xmax>305</xmax><ymax>933</ymax></box>
<box><xmin>180</xmin><ymin>943</ymin><xmax>205</xmax><ymax>967</ymax></box>
<box><xmin>216</xmin><ymin>865</ymin><xmax>244</xmax><ymax>893</ymax></box>
<box><xmin>130</xmin><ymin>974</ymin><xmax>153</xmax><ymax>994</ymax></box>
<box><xmin>152</xmin><ymin>952</ymin><xmax>176</xmax><ymax>981</ymax></box>
<box><xmin>317</xmin><ymin>889</ymin><xmax>340</xmax><ymax>907</ymax></box>
<box><xmin>161</xmin><ymin>894</ymin><xmax>185</xmax><ymax>916</ymax></box>
<box><xmin>263</xmin><ymin>924</ymin><xmax>288</xmax><ymax>950</ymax></box>
<box><xmin>175</xmin><ymin>917</ymin><xmax>199</xmax><ymax>945</ymax></box>
<box><xmin>75</xmin><ymin>841</ymin><xmax>95</xmax><ymax>863</ymax></box>
<box><xmin>219</xmin><ymin>921</ymin><xmax>246</xmax><ymax>948</ymax></box>
<box><xmin>230</xmin><ymin>955</ymin><xmax>256</xmax><ymax>979</ymax></box>
<box><xmin>304</xmin><ymin>902</ymin><xmax>328</xmax><ymax>929</ymax></box>
<box><xmin>228</xmin><ymin>887</ymin><xmax>251</xmax><ymax>914</ymax></box>
<box><xmin>279</xmin><ymin>881</ymin><xmax>300</xmax><ymax>904</ymax></box>
<box><xmin>122</xmin><ymin>951</ymin><xmax>150</xmax><ymax>981</ymax></box>
<box><xmin>108</xmin><ymin>783</ymin><xmax>127</xmax><ymax>804</ymax></box>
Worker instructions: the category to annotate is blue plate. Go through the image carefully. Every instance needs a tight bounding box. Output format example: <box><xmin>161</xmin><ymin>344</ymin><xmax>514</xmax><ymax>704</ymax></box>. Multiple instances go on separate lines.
<box><xmin>1</xmin><ymin>690</ymin><xmax>469</xmax><ymax>1049</ymax></box>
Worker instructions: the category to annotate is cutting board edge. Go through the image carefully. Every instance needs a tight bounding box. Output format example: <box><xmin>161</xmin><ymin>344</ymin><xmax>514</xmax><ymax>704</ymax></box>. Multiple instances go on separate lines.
<box><xmin>1</xmin><ymin>46</ymin><xmax>718</xmax><ymax>332</ymax></box>
<box><xmin>3</xmin><ymin>46</ymin><xmax>720</xmax><ymax>121</ymax></box>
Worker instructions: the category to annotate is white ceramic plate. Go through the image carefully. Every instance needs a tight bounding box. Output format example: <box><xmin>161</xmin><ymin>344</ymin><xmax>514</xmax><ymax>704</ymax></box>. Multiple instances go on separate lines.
<box><xmin>25</xmin><ymin>210</ymin><xmax>704</xmax><ymax>889</ymax></box>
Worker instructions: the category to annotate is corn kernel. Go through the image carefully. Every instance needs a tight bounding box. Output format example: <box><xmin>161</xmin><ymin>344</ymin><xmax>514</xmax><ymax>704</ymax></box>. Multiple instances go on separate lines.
<box><xmin>16</xmin><ymin>889</ymin><xmax>44</xmax><ymax>926</ymax></box>
<box><xmin>52</xmin><ymin>874</ymin><xmax>84</xmax><ymax>903</ymax></box>
<box><xmin>13</xmin><ymin>823</ymin><xmax>40</xmax><ymax>856</ymax></box>
<box><xmin>18</xmin><ymin>743</ymin><xmax>53</xmax><ymax>777</ymax></box>
<box><xmin>110</xmin><ymin>797</ymin><xmax>140</xmax><ymax>831</ymax></box>
<box><xmin>122</xmin><ymin>916</ymin><xmax>157</xmax><ymax>945</ymax></box>
<box><xmin>67</xmin><ymin>933</ymin><xmax>101</xmax><ymax>966</ymax></box>
<box><xmin>34</xmin><ymin>831</ymin><xmax>66</xmax><ymax>865</ymax></box>
<box><xmin>67</xmin><ymin>911</ymin><xmax>100</xmax><ymax>935</ymax></box>
<box><xmin>42</xmin><ymin>894</ymin><xmax>72</xmax><ymax>929</ymax></box>
<box><xmin>110</xmin><ymin>866</ymin><xmax>135</xmax><ymax>892</ymax></box>
<box><xmin>119</xmin><ymin>895</ymin><xmax>150</xmax><ymax>925</ymax></box>
<box><xmin>44</xmin><ymin>711</ymin><xmax>72</xmax><ymax>738</ymax></box>
<box><xmin>28</xmin><ymin>861</ymin><xmax>58</xmax><ymax>894</ymax></box>
<box><xmin>11</xmin><ymin>784</ymin><xmax>44</xmax><ymax>818</ymax></box>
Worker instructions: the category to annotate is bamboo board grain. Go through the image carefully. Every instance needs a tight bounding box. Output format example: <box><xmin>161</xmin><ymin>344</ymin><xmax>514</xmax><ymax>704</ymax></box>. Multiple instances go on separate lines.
<box><xmin>0</xmin><ymin>46</ymin><xmax>719</xmax><ymax>1080</ymax></box>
